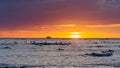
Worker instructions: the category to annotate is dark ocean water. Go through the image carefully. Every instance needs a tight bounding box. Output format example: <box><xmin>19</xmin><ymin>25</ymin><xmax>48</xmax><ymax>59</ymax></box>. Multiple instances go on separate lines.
<box><xmin>0</xmin><ymin>38</ymin><xmax>120</xmax><ymax>68</ymax></box>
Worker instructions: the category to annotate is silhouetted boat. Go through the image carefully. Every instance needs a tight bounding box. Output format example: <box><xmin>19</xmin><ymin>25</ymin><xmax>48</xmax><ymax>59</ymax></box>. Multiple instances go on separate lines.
<box><xmin>46</xmin><ymin>36</ymin><xmax>52</xmax><ymax>39</ymax></box>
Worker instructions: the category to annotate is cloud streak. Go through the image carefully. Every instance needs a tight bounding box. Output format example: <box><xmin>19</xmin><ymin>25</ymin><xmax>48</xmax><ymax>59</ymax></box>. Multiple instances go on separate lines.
<box><xmin>86</xmin><ymin>24</ymin><xmax>120</xmax><ymax>28</ymax></box>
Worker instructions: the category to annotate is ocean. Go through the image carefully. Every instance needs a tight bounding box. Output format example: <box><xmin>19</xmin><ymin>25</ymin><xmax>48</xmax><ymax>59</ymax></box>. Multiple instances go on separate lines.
<box><xmin>0</xmin><ymin>38</ymin><xmax>120</xmax><ymax>68</ymax></box>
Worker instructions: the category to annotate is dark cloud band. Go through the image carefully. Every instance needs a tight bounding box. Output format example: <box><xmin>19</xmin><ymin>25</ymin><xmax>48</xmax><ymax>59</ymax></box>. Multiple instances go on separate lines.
<box><xmin>0</xmin><ymin>0</ymin><xmax>120</xmax><ymax>30</ymax></box>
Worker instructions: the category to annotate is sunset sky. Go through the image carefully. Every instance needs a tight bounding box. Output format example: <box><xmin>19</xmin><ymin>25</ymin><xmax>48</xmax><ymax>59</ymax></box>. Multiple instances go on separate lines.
<box><xmin>0</xmin><ymin>0</ymin><xmax>120</xmax><ymax>38</ymax></box>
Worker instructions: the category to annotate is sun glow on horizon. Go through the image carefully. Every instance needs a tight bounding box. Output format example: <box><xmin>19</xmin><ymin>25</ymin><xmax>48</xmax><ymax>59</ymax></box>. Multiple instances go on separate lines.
<box><xmin>70</xmin><ymin>32</ymin><xmax>81</xmax><ymax>39</ymax></box>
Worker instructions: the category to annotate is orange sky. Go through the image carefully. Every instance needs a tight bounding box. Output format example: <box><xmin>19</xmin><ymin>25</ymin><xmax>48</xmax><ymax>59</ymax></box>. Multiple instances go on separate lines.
<box><xmin>1</xmin><ymin>24</ymin><xmax>120</xmax><ymax>38</ymax></box>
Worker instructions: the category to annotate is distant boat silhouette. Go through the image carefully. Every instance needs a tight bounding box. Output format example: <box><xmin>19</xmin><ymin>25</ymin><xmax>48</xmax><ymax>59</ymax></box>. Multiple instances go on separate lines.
<box><xmin>46</xmin><ymin>36</ymin><xmax>51</xmax><ymax>39</ymax></box>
